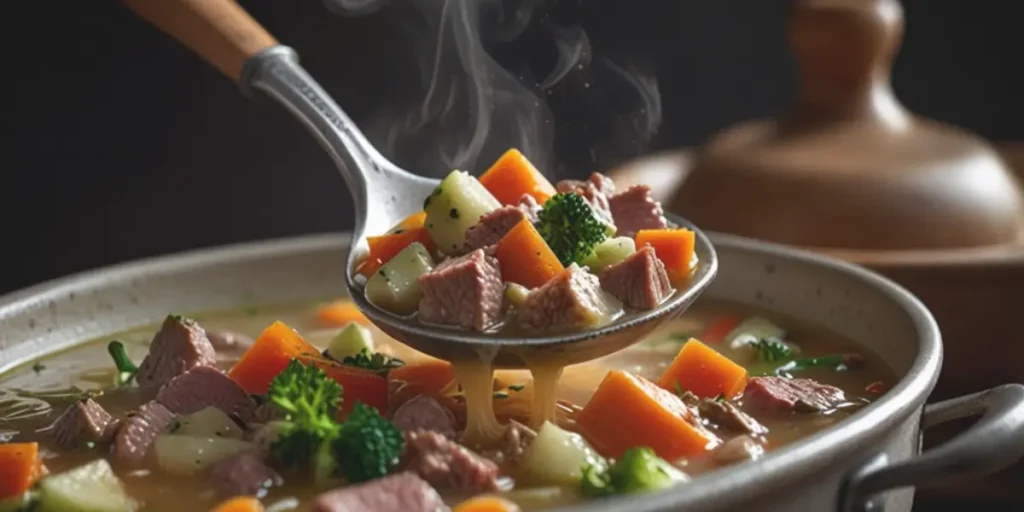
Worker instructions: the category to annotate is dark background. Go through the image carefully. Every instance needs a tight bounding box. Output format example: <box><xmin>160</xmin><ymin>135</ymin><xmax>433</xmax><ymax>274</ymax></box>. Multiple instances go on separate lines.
<box><xmin>2</xmin><ymin>0</ymin><xmax>1022</xmax><ymax>294</ymax></box>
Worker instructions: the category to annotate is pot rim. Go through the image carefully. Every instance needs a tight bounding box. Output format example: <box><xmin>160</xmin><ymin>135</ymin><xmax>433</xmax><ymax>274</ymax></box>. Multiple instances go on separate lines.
<box><xmin>0</xmin><ymin>232</ymin><xmax>942</xmax><ymax>510</ymax></box>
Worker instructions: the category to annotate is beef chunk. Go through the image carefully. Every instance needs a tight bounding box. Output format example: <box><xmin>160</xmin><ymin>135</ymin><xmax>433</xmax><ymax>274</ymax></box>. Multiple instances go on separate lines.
<box><xmin>518</xmin><ymin>265</ymin><xmax>617</xmax><ymax>330</ymax></box>
<box><xmin>608</xmin><ymin>185</ymin><xmax>667</xmax><ymax>238</ymax></box>
<box><xmin>712</xmin><ymin>435</ymin><xmax>765</xmax><ymax>466</ymax></box>
<box><xmin>113</xmin><ymin>401</ymin><xmax>176</xmax><ymax>466</ymax></box>
<box><xmin>49</xmin><ymin>398</ymin><xmax>120</xmax><ymax>449</ymax></box>
<box><xmin>698</xmin><ymin>399</ymin><xmax>768</xmax><ymax>436</ymax></box>
<box><xmin>206</xmin><ymin>330</ymin><xmax>253</xmax><ymax>352</ymax></box>
<box><xmin>135</xmin><ymin>315</ymin><xmax>216</xmax><ymax>391</ymax></box>
<box><xmin>517</xmin><ymin>194</ymin><xmax>542</xmax><ymax>223</ymax></box>
<box><xmin>418</xmin><ymin>249</ymin><xmax>504</xmax><ymax>331</ymax></box>
<box><xmin>156</xmin><ymin>366</ymin><xmax>256</xmax><ymax>421</ymax></box>
<box><xmin>744</xmin><ymin>377</ymin><xmax>847</xmax><ymax>413</ymax></box>
<box><xmin>402</xmin><ymin>430</ymin><xmax>501</xmax><ymax>492</ymax></box>
<box><xmin>556</xmin><ymin>173</ymin><xmax>616</xmax><ymax>227</ymax></box>
<box><xmin>463</xmin><ymin>206</ymin><xmax>527</xmax><ymax>254</ymax></box>
<box><xmin>209</xmin><ymin>452</ymin><xmax>281</xmax><ymax>499</ymax></box>
<box><xmin>599</xmin><ymin>246</ymin><xmax>673</xmax><ymax>310</ymax></box>
<box><xmin>392</xmin><ymin>395</ymin><xmax>456</xmax><ymax>440</ymax></box>
<box><xmin>310</xmin><ymin>472</ymin><xmax>446</xmax><ymax>512</ymax></box>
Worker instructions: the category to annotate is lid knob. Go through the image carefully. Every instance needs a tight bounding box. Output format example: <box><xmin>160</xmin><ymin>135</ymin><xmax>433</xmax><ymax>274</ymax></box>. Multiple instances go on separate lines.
<box><xmin>786</xmin><ymin>0</ymin><xmax>907</xmax><ymax>129</ymax></box>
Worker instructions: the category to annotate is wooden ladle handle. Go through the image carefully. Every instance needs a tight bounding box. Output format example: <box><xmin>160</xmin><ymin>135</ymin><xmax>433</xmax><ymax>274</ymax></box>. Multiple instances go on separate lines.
<box><xmin>123</xmin><ymin>0</ymin><xmax>278</xmax><ymax>81</ymax></box>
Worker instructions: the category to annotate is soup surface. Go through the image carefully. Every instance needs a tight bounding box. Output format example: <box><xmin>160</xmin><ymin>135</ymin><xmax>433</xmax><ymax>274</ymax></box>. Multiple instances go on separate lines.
<box><xmin>0</xmin><ymin>297</ymin><xmax>893</xmax><ymax>511</ymax></box>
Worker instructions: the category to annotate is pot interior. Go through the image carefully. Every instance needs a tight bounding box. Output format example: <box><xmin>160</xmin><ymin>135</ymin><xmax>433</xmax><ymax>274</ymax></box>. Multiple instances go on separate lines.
<box><xmin>0</xmin><ymin>233</ymin><xmax>941</xmax><ymax>512</ymax></box>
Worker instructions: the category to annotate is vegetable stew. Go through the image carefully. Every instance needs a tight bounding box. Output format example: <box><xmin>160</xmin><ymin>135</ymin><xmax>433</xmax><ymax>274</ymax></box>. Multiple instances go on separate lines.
<box><xmin>0</xmin><ymin>298</ymin><xmax>893</xmax><ymax>511</ymax></box>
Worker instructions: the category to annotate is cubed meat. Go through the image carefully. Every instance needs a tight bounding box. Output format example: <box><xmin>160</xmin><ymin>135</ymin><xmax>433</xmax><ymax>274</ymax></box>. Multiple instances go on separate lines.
<box><xmin>599</xmin><ymin>246</ymin><xmax>673</xmax><ymax>310</ymax></box>
<box><xmin>402</xmin><ymin>430</ymin><xmax>501</xmax><ymax>492</ymax></box>
<box><xmin>418</xmin><ymin>249</ymin><xmax>504</xmax><ymax>331</ymax></box>
<box><xmin>556</xmin><ymin>173</ymin><xmax>617</xmax><ymax>227</ymax></box>
<box><xmin>608</xmin><ymin>185</ymin><xmax>667</xmax><ymax>238</ymax></box>
<box><xmin>712</xmin><ymin>435</ymin><xmax>765</xmax><ymax>466</ymax></box>
<box><xmin>209</xmin><ymin>452</ymin><xmax>282</xmax><ymax>499</ymax></box>
<box><xmin>463</xmin><ymin>206</ymin><xmax>527</xmax><ymax>254</ymax></box>
<box><xmin>517</xmin><ymin>194</ymin><xmax>542</xmax><ymax>224</ymax></box>
<box><xmin>135</xmin><ymin>315</ymin><xmax>217</xmax><ymax>391</ymax></box>
<box><xmin>392</xmin><ymin>395</ymin><xmax>457</xmax><ymax>440</ymax></box>
<box><xmin>698</xmin><ymin>399</ymin><xmax>768</xmax><ymax>436</ymax></box>
<box><xmin>518</xmin><ymin>265</ymin><xmax>618</xmax><ymax>330</ymax></box>
<box><xmin>310</xmin><ymin>471</ymin><xmax>446</xmax><ymax>512</ymax></box>
<box><xmin>112</xmin><ymin>401</ymin><xmax>176</xmax><ymax>466</ymax></box>
<box><xmin>156</xmin><ymin>366</ymin><xmax>256</xmax><ymax>422</ymax></box>
<box><xmin>744</xmin><ymin>377</ymin><xmax>847</xmax><ymax>413</ymax></box>
<box><xmin>49</xmin><ymin>398</ymin><xmax>120</xmax><ymax>449</ymax></box>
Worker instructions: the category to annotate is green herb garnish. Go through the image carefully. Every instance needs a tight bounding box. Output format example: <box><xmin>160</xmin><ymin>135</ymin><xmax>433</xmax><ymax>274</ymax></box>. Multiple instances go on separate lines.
<box><xmin>106</xmin><ymin>341</ymin><xmax>138</xmax><ymax>386</ymax></box>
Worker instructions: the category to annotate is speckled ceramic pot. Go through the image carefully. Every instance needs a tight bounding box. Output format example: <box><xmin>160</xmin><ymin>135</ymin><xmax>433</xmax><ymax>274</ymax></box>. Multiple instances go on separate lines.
<box><xmin>1</xmin><ymin>233</ymin><xmax>1022</xmax><ymax>512</ymax></box>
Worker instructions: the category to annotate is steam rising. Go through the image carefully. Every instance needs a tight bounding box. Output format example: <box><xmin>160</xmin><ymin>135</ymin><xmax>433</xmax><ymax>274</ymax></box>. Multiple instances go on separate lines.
<box><xmin>325</xmin><ymin>0</ymin><xmax>662</xmax><ymax>179</ymax></box>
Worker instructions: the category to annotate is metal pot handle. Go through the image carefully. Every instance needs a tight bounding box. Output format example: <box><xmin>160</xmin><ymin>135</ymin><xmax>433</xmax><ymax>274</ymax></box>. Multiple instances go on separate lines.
<box><xmin>839</xmin><ymin>383</ymin><xmax>1024</xmax><ymax>512</ymax></box>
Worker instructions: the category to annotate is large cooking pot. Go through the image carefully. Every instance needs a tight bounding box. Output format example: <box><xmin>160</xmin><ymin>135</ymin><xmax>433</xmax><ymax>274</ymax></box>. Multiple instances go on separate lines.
<box><xmin>0</xmin><ymin>233</ymin><xmax>1022</xmax><ymax>511</ymax></box>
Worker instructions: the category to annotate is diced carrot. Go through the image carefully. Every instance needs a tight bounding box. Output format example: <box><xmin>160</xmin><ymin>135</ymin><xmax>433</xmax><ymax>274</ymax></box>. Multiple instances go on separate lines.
<box><xmin>454</xmin><ymin>495</ymin><xmax>522</xmax><ymax>512</ymax></box>
<box><xmin>478</xmin><ymin>148</ymin><xmax>557</xmax><ymax>206</ymax></box>
<box><xmin>303</xmin><ymin>357</ymin><xmax>389</xmax><ymax>416</ymax></box>
<box><xmin>0</xmin><ymin>442</ymin><xmax>42</xmax><ymax>500</ymax></box>
<box><xmin>315</xmin><ymin>299</ymin><xmax>369</xmax><ymax>328</ymax></box>
<box><xmin>495</xmin><ymin>219</ymin><xmax>564</xmax><ymax>288</ymax></box>
<box><xmin>388</xmin><ymin>211</ymin><xmax>427</xmax><ymax>233</ymax></box>
<box><xmin>228</xmin><ymin>321</ymin><xmax>323</xmax><ymax>394</ymax></box>
<box><xmin>356</xmin><ymin>227</ymin><xmax>436</xmax><ymax>277</ymax></box>
<box><xmin>701</xmin><ymin>315</ymin><xmax>742</xmax><ymax>344</ymax></box>
<box><xmin>658</xmin><ymin>338</ymin><xmax>748</xmax><ymax>400</ymax></box>
<box><xmin>210</xmin><ymin>496</ymin><xmax>264</xmax><ymax>512</ymax></box>
<box><xmin>387</xmin><ymin>359</ymin><xmax>454</xmax><ymax>397</ymax></box>
<box><xmin>576</xmin><ymin>371</ymin><xmax>719</xmax><ymax>460</ymax></box>
<box><xmin>635</xmin><ymin>228</ymin><xmax>696</xmax><ymax>282</ymax></box>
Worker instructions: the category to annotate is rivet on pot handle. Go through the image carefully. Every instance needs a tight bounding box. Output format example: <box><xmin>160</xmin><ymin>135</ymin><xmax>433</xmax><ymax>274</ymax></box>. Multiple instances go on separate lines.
<box><xmin>839</xmin><ymin>384</ymin><xmax>1024</xmax><ymax>512</ymax></box>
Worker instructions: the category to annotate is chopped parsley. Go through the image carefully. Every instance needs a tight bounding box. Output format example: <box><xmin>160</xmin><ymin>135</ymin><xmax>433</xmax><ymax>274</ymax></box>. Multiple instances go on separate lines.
<box><xmin>754</xmin><ymin>338</ymin><xmax>792</xmax><ymax>362</ymax></box>
<box><xmin>31</xmin><ymin>362</ymin><xmax>45</xmax><ymax>374</ymax></box>
<box><xmin>449</xmin><ymin>208</ymin><xmax>460</xmax><ymax>219</ymax></box>
<box><xmin>341</xmin><ymin>348</ymin><xmax>405</xmax><ymax>373</ymax></box>
<box><xmin>508</xmin><ymin>384</ymin><xmax>526</xmax><ymax>392</ymax></box>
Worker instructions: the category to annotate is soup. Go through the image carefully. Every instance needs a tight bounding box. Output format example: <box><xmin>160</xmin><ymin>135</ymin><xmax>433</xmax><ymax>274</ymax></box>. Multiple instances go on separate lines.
<box><xmin>0</xmin><ymin>297</ymin><xmax>893</xmax><ymax>511</ymax></box>
<box><xmin>354</xmin><ymin>149</ymin><xmax>699</xmax><ymax>336</ymax></box>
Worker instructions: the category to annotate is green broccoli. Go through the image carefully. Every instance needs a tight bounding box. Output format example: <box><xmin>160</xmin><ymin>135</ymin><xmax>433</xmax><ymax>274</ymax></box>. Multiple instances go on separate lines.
<box><xmin>266</xmin><ymin>359</ymin><xmax>404</xmax><ymax>484</ymax></box>
<box><xmin>333</xmin><ymin>403</ymin><xmax>406</xmax><ymax>483</ymax></box>
<box><xmin>536</xmin><ymin>192</ymin><xmax>611</xmax><ymax>267</ymax></box>
<box><xmin>267</xmin><ymin>360</ymin><xmax>343</xmax><ymax>471</ymax></box>
<box><xmin>580</xmin><ymin>447</ymin><xmax>689</xmax><ymax>497</ymax></box>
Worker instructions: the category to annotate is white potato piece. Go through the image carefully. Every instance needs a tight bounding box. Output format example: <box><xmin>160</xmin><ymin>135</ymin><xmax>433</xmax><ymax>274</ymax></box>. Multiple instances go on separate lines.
<box><xmin>153</xmin><ymin>435</ymin><xmax>253</xmax><ymax>476</ymax></box>
<box><xmin>174</xmin><ymin>406</ymin><xmax>244</xmax><ymax>439</ymax></box>
<box><xmin>516</xmin><ymin>421</ymin><xmax>606</xmax><ymax>486</ymax></box>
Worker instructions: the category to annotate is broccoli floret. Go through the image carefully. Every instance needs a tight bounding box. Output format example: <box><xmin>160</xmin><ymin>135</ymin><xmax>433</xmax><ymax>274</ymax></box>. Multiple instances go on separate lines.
<box><xmin>267</xmin><ymin>360</ymin><xmax>343</xmax><ymax>470</ymax></box>
<box><xmin>266</xmin><ymin>359</ymin><xmax>404</xmax><ymax>484</ymax></box>
<box><xmin>536</xmin><ymin>192</ymin><xmax>610</xmax><ymax>267</ymax></box>
<box><xmin>333</xmin><ymin>402</ymin><xmax>405</xmax><ymax>483</ymax></box>
<box><xmin>341</xmin><ymin>348</ymin><xmax>405</xmax><ymax>374</ymax></box>
<box><xmin>580</xmin><ymin>447</ymin><xmax>689</xmax><ymax>497</ymax></box>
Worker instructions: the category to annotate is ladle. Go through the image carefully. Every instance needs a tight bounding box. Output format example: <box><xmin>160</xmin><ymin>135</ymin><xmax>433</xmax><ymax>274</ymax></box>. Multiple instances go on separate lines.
<box><xmin>122</xmin><ymin>0</ymin><xmax>718</xmax><ymax>367</ymax></box>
